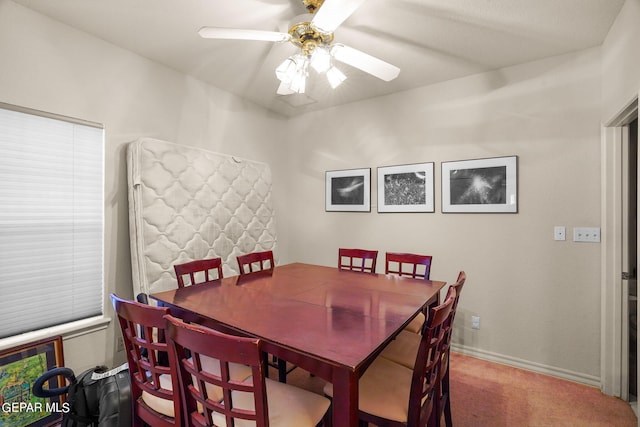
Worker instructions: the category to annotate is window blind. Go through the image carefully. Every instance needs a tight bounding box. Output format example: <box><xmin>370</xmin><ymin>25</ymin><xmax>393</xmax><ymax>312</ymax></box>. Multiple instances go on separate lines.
<box><xmin>0</xmin><ymin>104</ymin><xmax>104</xmax><ymax>338</ymax></box>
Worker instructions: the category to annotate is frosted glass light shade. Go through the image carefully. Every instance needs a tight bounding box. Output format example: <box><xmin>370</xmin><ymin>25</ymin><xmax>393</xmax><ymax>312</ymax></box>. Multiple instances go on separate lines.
<box><xmin>310</xmin><ymin>47</ymin><xmax>331</xmax><ymax>73</ymax></box>
<box><xmin>276</xmin><ymin>58</ymin><xmax>297</xmax><ymax>83</ymax></box>
<box><xmin>326</xmin><ymin>66</ymin><xmax>346</xmax><ymax>88</ymax></box>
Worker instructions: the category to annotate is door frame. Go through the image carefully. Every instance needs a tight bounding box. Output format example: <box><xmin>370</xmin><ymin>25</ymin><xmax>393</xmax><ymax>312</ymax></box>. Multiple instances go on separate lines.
<box><xmin>601</xmin><ymin>97</ymin><xmax>638</xmax><ymax>397</ymax></box>
<box><xmin>621</xmin><ymin>121</ymin><xmax>633</xmax><ymax>402</ymax></box>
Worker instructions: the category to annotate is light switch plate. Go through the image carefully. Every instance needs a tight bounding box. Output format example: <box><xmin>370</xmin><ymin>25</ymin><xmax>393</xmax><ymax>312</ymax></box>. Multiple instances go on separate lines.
<box><xmin>573</xmin><ymin>227</ymin><xmax>600</xmax><ymax>243</ymax></box>
<box><xmin>554</xmin><ymin>226</ymin><xmax>566</xmax><ymax>241</ymax></box>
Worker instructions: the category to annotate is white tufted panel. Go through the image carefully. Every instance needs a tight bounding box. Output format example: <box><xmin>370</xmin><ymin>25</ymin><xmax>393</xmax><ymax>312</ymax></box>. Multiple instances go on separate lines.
<box><xmin>127</xmin><ymin>138</ymin><xmax>277</xmax><ymax>297</ymax></box>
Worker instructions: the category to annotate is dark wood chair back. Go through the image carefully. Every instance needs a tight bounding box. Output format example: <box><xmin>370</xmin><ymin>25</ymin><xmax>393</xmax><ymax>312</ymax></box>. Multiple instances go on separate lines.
<box><xmin>437</xmin><ymin>271</ymin><xmax>466</xmax><ymax>427</ymax></box>
<box><xmin>449</xmin><ymin>271</ymin><xmax>466</xmax><ymax>323</ymax></box>
<box><xmin>385</xmin><ymin>252</ymin><xmax>433</xmax><ymax>280</ymax></box>
<box><xmin>338</xmin><ymin>248</ymin><xmax>378</xmax><ymax>273</ymax></box>
<box><xmin>110</xmin><ymin>293</ymin><xmax>179</xmax><ymax>427</ymax></box>
<box><xmin>438</xmin><ymin>271</ymin><xmax>466</xmax><ymax>363</ymax></box>
<box><xmin>174</xmin><ymin>257</ymin><xmax>223</xmax><ymax>288</ymax></box>
<box><xmin>407</xmin><ymin>289</ymin><xmax>455</xmax><ymax>427</ymax></box>
<box><xmin>237</xmin><ymin>250</ymin><xmax>274</xmax><ymax>275</ymax></box>
<box><xmin>164</xmin><ymin>314</ymin><xmax>268</xmax><ymax>427</ymax></box>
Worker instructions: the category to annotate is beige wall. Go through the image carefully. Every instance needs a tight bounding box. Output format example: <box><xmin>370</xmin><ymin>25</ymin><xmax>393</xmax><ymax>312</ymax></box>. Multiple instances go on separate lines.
<box><xmin>286</xmin><ymin>48</ymin><xmax>603</xmax><ymax>382</ymax></box>
<box><xmin>602</xmin><ymin>0</ymin><xmax>640</xmax><ymax>123</ymax></box>
<box><xmin>0</xmin><ymin>0</ymin><xmax>289</xmax><ymax>372</ymax></box>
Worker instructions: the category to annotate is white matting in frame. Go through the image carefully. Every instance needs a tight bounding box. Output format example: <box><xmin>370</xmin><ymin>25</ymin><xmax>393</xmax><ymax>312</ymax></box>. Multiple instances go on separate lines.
<box><xmin>377</xmin><ymin>162</ymin><xmax>435</xmax><ymax>213</ymax></box>
<box><xmin>441</xmin><ymin>156</ymin><xmax>518</xmax><ymax>213</ymax></box>
<box><xmin>326</xmin><ymin>168</ymin><xmax>371</xmax><ymax>212</ymax></box>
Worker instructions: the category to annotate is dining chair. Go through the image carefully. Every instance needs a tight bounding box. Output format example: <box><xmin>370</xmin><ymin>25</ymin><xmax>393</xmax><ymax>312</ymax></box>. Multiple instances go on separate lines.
<box><xmin>110</xmin><ymin>293</ymin><xmax>180</xmax><ymax>427</ymax></box>
<box><xmin>174</xmin><ymin>257</ymin><xmax>223</xmax><ymax>288</ymax></box>
<box><xmin>379</xmin><ymin>271</ymin><xmax>466</xmax><ymax>427</ymax></box>
<box><xmin>385</xmin><ymin>252</ymin><xmax>433</xmax><ymax>334</ymax></box>
<box><xmin>237</xmin><ymin>249</ymin><xmax>296</xmax><ymax>382</ymax></box>
<box><xmin>323</xmin><ymin>288</ymin><xmax>455</xmax><ymax>426</ymax></box>
<box><xmin>164</xmin><ymin>314</ymin><xmax>331</xmax><ymax>427</ymax></box>
<box><xmin>338</xmin><ymin>248</ymin><xmax>378</xmax><ymax>273</ymax></box>
<box><xmin>385</xmin><ymin>252</ymin><xmax>433</xmax><ymax>279</ymax></box>
<box><xmin>237</xmin><ymin>250</ymin><xmax>275</xmax><ymax>275</ymax></box>
<box><xmin>436</xmin><ymin>271</ymin><xmax>466</xmax><ymax>427</ymax></box>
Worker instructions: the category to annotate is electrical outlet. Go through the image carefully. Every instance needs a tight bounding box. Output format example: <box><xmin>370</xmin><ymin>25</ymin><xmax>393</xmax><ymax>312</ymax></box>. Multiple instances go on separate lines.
<box><xmin>116</xmin><ymin>336</ymin><xmax>125</xmax><ymax>352</ymax></box>
<box><xmin>471</xmin><ymin>316</ymin><xmax>480</xmax><ymax>330</ymax></box>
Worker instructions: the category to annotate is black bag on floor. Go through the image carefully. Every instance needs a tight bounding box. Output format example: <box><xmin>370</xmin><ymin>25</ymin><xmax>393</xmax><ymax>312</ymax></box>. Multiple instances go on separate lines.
<box><xmin>33</xmin><ymin>363</ymin><xmax>131</xmax><ymax>427</ymax></box>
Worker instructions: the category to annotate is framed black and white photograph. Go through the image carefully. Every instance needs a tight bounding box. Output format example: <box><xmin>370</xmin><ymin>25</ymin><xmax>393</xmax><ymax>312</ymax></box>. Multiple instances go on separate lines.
<box><xmin>377</xmin><ymin>162</ymin><xmax>435</xmax><ymax>213</ymax></box>
<box><xmin>326</xmin><ymin>168</ymin><xmax>371</xmax><ymax>212</ymax></box>
<box><xmin>441</xmin><ymin>156</ymin><xmax>518</xmax><ymax>213</ymax></box>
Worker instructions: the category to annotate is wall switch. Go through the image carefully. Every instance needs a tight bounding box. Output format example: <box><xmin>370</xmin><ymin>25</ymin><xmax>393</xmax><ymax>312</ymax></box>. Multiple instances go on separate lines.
<box><xmin>554</xmin><ymin>226</ymin><xmax>566</xmax><ymax>241</ymax></box>
<box><xmin>573</xmin><ymin>227</ymin><xmax>601</xmax><ymax>243</ymax></box>
<box><xmin>471</xmin><ymin>316</ymin><xmax>480</xmax><ymax>330</ymax></box>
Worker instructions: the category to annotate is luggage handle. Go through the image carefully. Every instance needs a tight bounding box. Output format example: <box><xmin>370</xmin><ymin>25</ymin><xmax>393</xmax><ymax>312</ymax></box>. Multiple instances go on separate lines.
<box><xmin>32</xmin><ymin>367</ymin><xmax>76</xmax><ymax>398</ymax></box>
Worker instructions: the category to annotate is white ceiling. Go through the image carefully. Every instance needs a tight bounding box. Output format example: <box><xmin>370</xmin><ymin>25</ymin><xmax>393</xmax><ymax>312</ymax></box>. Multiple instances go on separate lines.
<box><xmin>13</xmin><ymin>0</ymin><xmax>625</xmax><ymax>117</ymax></box>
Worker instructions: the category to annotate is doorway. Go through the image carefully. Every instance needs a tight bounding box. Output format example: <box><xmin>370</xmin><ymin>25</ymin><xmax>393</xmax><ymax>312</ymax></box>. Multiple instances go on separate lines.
<box><xmin>627</xmin><ymin>117</ymin><xmax>638</xmax><ymax>404</ymax></box>
<box><xmin>601</xmin><ymin>98</ymin><xmax>638</xmax><ymax>409</ymax></box>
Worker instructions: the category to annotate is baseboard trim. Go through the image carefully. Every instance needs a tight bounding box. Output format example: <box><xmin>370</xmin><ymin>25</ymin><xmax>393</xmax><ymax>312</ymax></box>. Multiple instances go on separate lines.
<box><xmin>451</xmin><ymin>343</ymin><xmax>601</xmax><ymax>388</ymax></box>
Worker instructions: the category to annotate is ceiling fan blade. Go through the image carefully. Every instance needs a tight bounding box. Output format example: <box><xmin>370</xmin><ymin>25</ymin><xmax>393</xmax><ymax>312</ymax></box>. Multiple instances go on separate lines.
<box><xmin>311</xmin><ymin>0</ymin><xmax>368</xmax><ymax>33</ymax></box>
<box><xmin>331</xmin><ymin>44</ymin><xmax>400</xmax><ymax>81</ymax></box>
<box><xmin>198</xmin><ymin>27</ymin><xmax>290</xmax><ymax>42</ymax></box>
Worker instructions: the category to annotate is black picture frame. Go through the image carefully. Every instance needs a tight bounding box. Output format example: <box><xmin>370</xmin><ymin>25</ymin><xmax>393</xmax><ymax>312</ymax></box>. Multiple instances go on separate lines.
<box><xmin>377</xmin><ymin>162</ymin><xmax>435</xmax><ymax>213</ymax></box>
<box><xmin>441</xmin><ymin>156</ymin><xmax>518</xmax><ymax>213</ymax></box>
<box><xmin>325</xmin><ymin>168</ymin><xmax>371</xmax><ymax>212</ymax></box>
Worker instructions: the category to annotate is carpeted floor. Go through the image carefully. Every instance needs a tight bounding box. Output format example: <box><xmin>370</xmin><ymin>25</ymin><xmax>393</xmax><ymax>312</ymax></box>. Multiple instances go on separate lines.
<box><xmin>282</xmin><ymin>352</ymin><xmax>638</xmax><ymax>426</ymax></box>
<box><xmin>448</xmin><ymin>353</ymin><xmax>636</xmax><ymax>427</ymax></box>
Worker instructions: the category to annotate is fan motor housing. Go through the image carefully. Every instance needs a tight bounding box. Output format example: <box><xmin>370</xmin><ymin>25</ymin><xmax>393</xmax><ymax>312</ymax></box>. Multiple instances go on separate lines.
<box><xmin>288</xmin><ymin>22</ymin><xmax>334</xmax><ymax>54</ymax></box>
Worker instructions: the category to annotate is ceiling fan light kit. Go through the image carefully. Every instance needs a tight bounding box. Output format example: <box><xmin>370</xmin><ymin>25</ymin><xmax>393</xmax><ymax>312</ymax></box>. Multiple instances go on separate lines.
<box><xmin>275</xmin><ymin>20</ymin><xmax>351</xmax><ymax>94</ymax></box>
<box><xmin>199</xmin><ymin>0</ymin><xmax>399</xmax><ymax>96</ymax></box>
<box><xmin>276</xmin><ymin>54</ymin><xmax>309</xmax><ymax>95</ymax></box>
<box><xmin>273</xmin><ymin>19</ymin><xmax>345</xmax><ymax>94</ymax></box>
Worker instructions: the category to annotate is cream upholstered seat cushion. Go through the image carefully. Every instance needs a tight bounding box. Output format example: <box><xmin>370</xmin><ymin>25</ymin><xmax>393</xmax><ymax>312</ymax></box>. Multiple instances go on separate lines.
<box><xmin>380</xmin><ymin>329</ymin><xmax>421</xmax><ymax>369</ymax></box>
<box><xmin>141</xmin><ymin>355</ymin><xmax>253</xmax><ymax>418</ymax></box>
<box><xmin>211</xmin><ymin>377</ymin><xmax>330</xmax><ymax>427</ymax></box>
<box><xmin>405</xmin><ymin>312</ymin><xmax>424</xmax><ymax>333</ymax></box>
<box><xmin>323</xmin><ymin>357</ymin><xmax>414</xmax><ymax>423</ymax></box>
<box><xmin>141</xmin><ymin>373</ymin><xmax>175</xmax><ymax>418</ymax></box>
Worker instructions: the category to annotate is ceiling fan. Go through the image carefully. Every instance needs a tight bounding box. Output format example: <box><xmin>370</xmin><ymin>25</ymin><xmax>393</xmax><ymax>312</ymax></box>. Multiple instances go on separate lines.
<box><xmin>198</xmin><ymin>0</ymin><xmax>401</xmax><ymax>95</ymax></box>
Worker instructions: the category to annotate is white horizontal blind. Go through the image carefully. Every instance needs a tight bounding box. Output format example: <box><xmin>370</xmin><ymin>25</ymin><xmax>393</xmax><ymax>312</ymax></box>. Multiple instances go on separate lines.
<box><xmin>0</xmin><ymin>105</ymin><xmax>104</xmax><ymax>338</ymax></box>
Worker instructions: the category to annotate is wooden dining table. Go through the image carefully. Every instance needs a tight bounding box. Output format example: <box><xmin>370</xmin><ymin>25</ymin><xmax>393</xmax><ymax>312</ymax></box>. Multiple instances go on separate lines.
<box><xmin>150</xmin><ymin>262</ymin><xmax>446</xmax><ymax>427</ymax></box>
